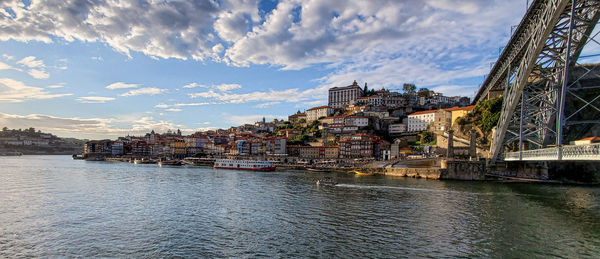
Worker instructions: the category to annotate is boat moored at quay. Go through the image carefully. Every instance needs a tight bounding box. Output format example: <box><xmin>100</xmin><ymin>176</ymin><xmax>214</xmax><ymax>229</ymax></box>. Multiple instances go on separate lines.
<box><xmin>214</xmin><ymin>159</ymin><xmax>276</xmax><ymax>171</ymax></box>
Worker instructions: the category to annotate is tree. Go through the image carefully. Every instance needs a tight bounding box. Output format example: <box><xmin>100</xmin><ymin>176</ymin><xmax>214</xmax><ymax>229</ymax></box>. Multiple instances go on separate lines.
<box><xmin>363</xmin><ymin>83</ymin><xmax>369</xmax><ymax>97</ymax></box>
<box><xmin>2</xmin><ymin>127</ymin><xmax>7</xmax><ymax>132</ymax></box>
<box><xmin>418</xmin><ymin>130</ymin><xmax>434</xmax><ymax>144</ymax></box>
<box><xmin>403</xmin><ymin>83</ymin><xmax>416</xmax><ymax>94</ymax></box>
<box><xmin>417</xmin><ymin>88</ymin><xmax>431</xmax><ymax>98</ymax></box>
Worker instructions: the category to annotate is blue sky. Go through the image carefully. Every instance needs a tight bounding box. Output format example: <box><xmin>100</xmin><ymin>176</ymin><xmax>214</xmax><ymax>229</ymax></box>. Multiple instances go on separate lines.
<box><xmin>0</xmin><ymin>0</ymin><xmax>531</xmax><ymax>139</ymax></box>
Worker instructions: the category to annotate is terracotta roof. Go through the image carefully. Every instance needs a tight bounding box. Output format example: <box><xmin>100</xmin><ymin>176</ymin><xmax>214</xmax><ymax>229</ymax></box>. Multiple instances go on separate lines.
<box><xmin>408</xmin><ymin>110</ymin><xmax>437</xmax><ymax>116</ymax></box>
<box><xmin>307</xmin><ymin>105</ymin><xmax>330</xmax><ymax>111</ymax></box>
<box><xmin>358</xmin><ymin>96</ymin><xmax>369</xmax><ymax>99</ymax></box>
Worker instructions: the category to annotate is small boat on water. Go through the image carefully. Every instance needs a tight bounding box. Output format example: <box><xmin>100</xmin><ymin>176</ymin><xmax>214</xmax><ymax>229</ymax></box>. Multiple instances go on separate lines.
<box><xmin>349</xmin><ymin>170</ymin><xmax>376</xmax><ymax>176</ymax></box>
<box><xmin>214</xmin><ymin>159</ymin><xmax>276</xmax><ymax>171</ymax></box>
<box><xmin>134</xmin><ymin>158</ymin><xmax>156</xmax><ymax>164</ymax></box>
<box><xmin>316</xmin><ymin>177</ymin><xmax>338</xmax><ymax>186</ymax></box>
<box><xmin>158</xmin><ymin>160</ymin><xmax>182</xmax><ymax>166</ymax></box>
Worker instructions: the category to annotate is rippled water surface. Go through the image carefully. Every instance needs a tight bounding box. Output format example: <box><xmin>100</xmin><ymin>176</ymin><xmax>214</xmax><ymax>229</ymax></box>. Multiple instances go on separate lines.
<box><xmin>1</xmin><ymin>156</ymin><xmax>600</xmax><ymax>257</ymax></box>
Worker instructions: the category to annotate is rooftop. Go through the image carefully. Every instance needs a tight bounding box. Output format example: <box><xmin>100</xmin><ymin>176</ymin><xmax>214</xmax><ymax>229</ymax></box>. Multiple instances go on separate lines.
<box><xmin>307</xmin><ymin>105</ymin><xmax>330</xmax><ymax>111</ymax></box>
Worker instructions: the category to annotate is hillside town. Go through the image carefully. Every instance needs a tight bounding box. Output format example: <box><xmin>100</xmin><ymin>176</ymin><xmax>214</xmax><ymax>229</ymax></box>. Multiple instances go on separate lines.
<box><xmin>0</xmin><ymin>127</ymin><xmax>84</xmax><ymax>155</ymax></box>
<box><xmin>82</xmin><ymin>81</ymin><xmax>474</xmax><ymax>168</ymax></box>
<box><xmin>81</xmin><ymin>81</ymin><xmax>478</xmax><ymax>167</ymax></box>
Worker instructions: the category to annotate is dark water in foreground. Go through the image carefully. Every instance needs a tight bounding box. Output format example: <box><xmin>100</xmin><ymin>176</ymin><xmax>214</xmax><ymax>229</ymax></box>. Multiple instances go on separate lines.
<box><xmin>1</xmin><ymin>156</ymin><xmax>599</xmax><ymax>258</ymax></box>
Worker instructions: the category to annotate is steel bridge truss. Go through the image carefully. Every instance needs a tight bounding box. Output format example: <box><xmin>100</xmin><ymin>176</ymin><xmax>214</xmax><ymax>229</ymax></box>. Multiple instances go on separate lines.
<box><xmin>487</xmin><ymin>0</ymin><xmax>600</xmax><ymax>163</ymax></box>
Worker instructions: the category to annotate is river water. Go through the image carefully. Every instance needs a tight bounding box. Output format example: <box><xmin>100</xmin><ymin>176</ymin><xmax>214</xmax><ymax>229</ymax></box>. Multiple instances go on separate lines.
<box><xmin>1</xmin><ymin>155</ymin><xmax>599</xmax><ymax>258</ymax></box>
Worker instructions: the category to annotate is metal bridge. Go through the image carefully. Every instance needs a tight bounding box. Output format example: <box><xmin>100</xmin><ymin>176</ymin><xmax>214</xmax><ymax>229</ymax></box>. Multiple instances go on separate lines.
<box><xmin>473</xmin><ymin>0</ymin><xmax>600</xmax><ymax>163</ymax></box>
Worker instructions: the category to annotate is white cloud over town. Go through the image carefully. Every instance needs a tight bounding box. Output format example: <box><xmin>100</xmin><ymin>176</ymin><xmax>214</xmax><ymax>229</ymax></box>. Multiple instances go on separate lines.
<box><xmin>16</xmin><ymin>56</ymin><xmax>45</xmax><ymax>68</ymax></box>
<box><xmin>106</xmin><ymin>82</ymin><xmax>140</xmax><ymax>90</ymax></box>
<box><xmin>0</xmin><ymin>0</ymin><xmax>523</xmax><ymax>97</ymax></box>
<box><xmin>76</xmin><ymin>96</ymin><xmax>116</xmax><ymax>103</ymax></box>
<box><xmin>0</xmin><ymin>78</ymin><xmax>71</xmax><ymax>102</ymax></box>
<box><xmin>120</xmin><ymin>87</ymin><xmax>168</xmax><ymax>97</ymax></box>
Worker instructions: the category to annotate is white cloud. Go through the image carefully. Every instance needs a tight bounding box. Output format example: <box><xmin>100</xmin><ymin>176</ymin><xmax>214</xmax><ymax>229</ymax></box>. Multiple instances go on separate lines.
<box><xmin>28</xmin><ymin>69</ymin><xmax>49</xmax><ymax>79</ymax></box>
<box><xmin>255</xmin><ymin>101</ymin><xmax>281</xmax><ymax>108</ymax></box>
<box><xmin>215</xmin><ymin>83</ymin><xmax>242</xmax><ymax>92</ymax></box>
<box><xmin>0</xmin><ymin>61</ymin><xmax>18</xmax><ymax>71</ymax></box>
<box><xmin>164</xmin><ymin>108</ymin><xmax>182</xmax><ymax>112</ymax></box>
<box><xmin>106</xmin><ymin>82</ymin><xmax>140</xmax><ymax>90</ymax></box>
<box><xmin>120</xmin><ymin>87</ymin><xmax>168</xmax><ymax>97</ymax></box>
<box><xmin>47</xmin><ymin>83</ymin><xmax>65</xmax><ymax>88</ymax></box>
<box><xmin>91</xmin><ymin>56</ymin><xmax>103</xmax><ymax>61</ymax></box>
<box><xmin>182</xmin><ymin>83</ymin><xmax>242</xmax><ymax>92</ymax></box>
<box><xmin>182</xmin><ymin>82</ymin><xmax>204</xmax><ymax>88</ymax></box>
<box><xmin>155</xmin><ymin>101</ymin><xmax>216</xmax><ymax>109</ymax></box>
<box><xmin>0</xmin><ymin>78</ymin><xmax>72</xmax><ymax>102</ymax></box>
<box><xmin>189</xmin><ymin>87</ymin><xmax>321</xmax><ymax>104</ymax></box>
<box><xmin>2</xmin><ymin>54</ymin><xmax>14</xmax><ymax>60</ymax></box>
<box><xmin>17</xmin><ymin>56</ymin><xmax>45</xmax><ymax>68</ymax></box>
<box><xmin>0</xmin><ymin>0</ymin><xmax>524</xmax><ymax>95</ymax></box>
<box><xmin>76</xmin><ymin>96</ymin><xmax>116</xmax><ymax>103</ymax></box>
<box><xmin>174</xmin><ymin>102</ymin><xmax>214</xmax><ymax>107</ymax></box>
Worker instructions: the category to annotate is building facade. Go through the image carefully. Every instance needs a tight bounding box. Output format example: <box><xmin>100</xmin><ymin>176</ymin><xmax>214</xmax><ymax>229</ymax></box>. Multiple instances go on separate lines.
<box><xmin>407</xmin><ymin>110</ymin><xmax>436</xmax><ymax>132</ymax></box>
<box><xmin>286</xmin><ymin>145</ymin><xmax>339</xmax><ymax>159</ymax></box>
<box><xmin>339</xmin><ymin>134</ymin><xmax>380</xmax><ymax>158</ymax></box>
<box><xmin>328</xmin><ymin>81</ymin><xmax>363</xmax><ymax>109</ymax></box>
<box><xmin>306</xmin><ymin>106</ymin><xmax>333</xmax><ymax>122</ymax></box>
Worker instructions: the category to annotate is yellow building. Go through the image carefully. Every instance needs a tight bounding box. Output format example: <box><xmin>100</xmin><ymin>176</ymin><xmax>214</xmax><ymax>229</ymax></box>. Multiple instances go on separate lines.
<box><xmin>448</xmin><ymin>105</ymin><xmax>476</xmax><ymax>126</ymax></box>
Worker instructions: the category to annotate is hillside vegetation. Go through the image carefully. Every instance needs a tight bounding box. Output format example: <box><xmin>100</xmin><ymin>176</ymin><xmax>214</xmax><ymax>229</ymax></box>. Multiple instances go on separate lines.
<box><xmin>454</xmin><ymin>97</ymin><xmax>503</xmax><ymax>146</ymax></box>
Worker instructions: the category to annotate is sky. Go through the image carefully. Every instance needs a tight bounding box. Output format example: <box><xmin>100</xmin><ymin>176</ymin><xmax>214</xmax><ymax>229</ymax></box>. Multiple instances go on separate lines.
<box><xmin>0</xmin><ymin>0</ymin><xmax>534</xmax><ymax>139</ymax></box>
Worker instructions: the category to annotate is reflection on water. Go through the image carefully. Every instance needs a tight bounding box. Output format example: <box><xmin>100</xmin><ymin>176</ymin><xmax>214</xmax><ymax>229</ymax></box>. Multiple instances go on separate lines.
<box><xmin>0</xmin><ymin>156</ymin><xmax>599</xmax><ymax>257</ymax></box>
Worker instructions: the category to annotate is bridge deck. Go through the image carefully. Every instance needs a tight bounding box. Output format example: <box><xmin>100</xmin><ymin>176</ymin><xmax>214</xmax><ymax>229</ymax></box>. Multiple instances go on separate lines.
<box><xmin>504</xmin><ymin>143</ymin><xmax>600</xmax><ymax>161</ymax></box>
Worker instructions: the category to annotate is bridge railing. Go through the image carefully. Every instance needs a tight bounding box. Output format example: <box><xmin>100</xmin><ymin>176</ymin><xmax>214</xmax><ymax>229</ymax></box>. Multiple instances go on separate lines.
<box><xmin>504</xmin><ymin>143</ymin><xmax>600</xmax><ymax>161</ymax></box>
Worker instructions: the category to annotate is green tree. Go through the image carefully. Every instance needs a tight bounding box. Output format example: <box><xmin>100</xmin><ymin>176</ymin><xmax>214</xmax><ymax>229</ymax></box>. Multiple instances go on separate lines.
<box><xmin>418</xmin><ymin>130</ymin><xmax>434</xmax><ymax>144</ymax></box>
<box><xmin>363</xmin><ymin>83</ymin><xmax>369</xmax><ymax>97</ymax></box>
<box><xmin>403</xmin><ymin>83</ymin><xmax>416</xmax><ymax>94</ymax></box>
<box><xmin>2</xmin><ymin>127</ymin><xmax>7</xmax><ymax>132</ymax></box>
<box><xmin>417</xmin><ymin>88</ymin><xmax>431</xmax><ymax>98</ymax></box>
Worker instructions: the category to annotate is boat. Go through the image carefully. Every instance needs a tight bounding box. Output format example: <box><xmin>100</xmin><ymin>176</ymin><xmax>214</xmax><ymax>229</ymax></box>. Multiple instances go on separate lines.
<box><xmin>0</xmin><ymin>151</ymin><xmax>22</xmax><ymax>156</ymax></box>
<box><xmin>134</xmin><ymin>158</ymin><xmax>156</xmax><ymax>164</ymax></box>
<box><xmin>316</xmin><ymin>177</ymin><xmax>338</xmax><ymax>186</ymax></box>
<box><xmin>214</xmin><ymin>159</ymin><xmax>276</xmax><ymax>171</ymax></box>
<box><xmin>158</xmin><ymin>160</ymin><xmax>181</xmax><ymax>166</ymax></box>
<box><xmin>349</xmin><ymin>170</ymin><xmax>376</xmax><ymax>176</ymax></box>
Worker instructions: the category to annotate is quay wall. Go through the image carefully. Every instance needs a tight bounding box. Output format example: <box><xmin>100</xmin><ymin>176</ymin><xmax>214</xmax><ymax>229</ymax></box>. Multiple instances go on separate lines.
<box><xmin>371</xmin><ymin>161</ymin><xmax>487</xmax><ymax>181</ymax></box>
<box><xmin>372</xmin><ymin>167</ymin><xmax>443</xmax><ymax>179</ymax></box>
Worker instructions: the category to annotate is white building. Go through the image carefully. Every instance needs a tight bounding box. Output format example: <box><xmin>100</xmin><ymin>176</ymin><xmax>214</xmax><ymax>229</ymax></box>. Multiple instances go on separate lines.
<box><xmin>306</xmin><ymin>106</ymin><xmax>333</xmax><ymax>122</ymax></box>
<box><xmin>344</xmin><ymin>116</ymin><xmax>369</xmax><ymax>127</ymax></box>
<box><xmin>407</xmin><ymin>110</ymin><xmax>436</xmax><ymax>132</ymax></box>
<box><xmin>328</xmin><ymin>81</ymin><xmax>363</xmax><ymax>109</ymax></box>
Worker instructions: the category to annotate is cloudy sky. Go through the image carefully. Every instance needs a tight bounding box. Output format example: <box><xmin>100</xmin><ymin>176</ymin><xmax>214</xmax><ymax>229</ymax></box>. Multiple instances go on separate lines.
<box><xmin>0</xmin><ymin>0</ymin><xmax>532</xmax><ymax>139</ymax></box>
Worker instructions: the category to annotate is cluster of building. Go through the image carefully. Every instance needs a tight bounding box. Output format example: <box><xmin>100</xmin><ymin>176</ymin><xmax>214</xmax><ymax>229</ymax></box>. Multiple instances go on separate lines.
<box><xmin>0</xmin><ymin>128</ymin><xmax>84</xmax><ymax>154</ymax></box>
<box><xmin>84</xmin><ymin>80</ymin><xmax>474</xmax><ymax>162</ymax></box>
